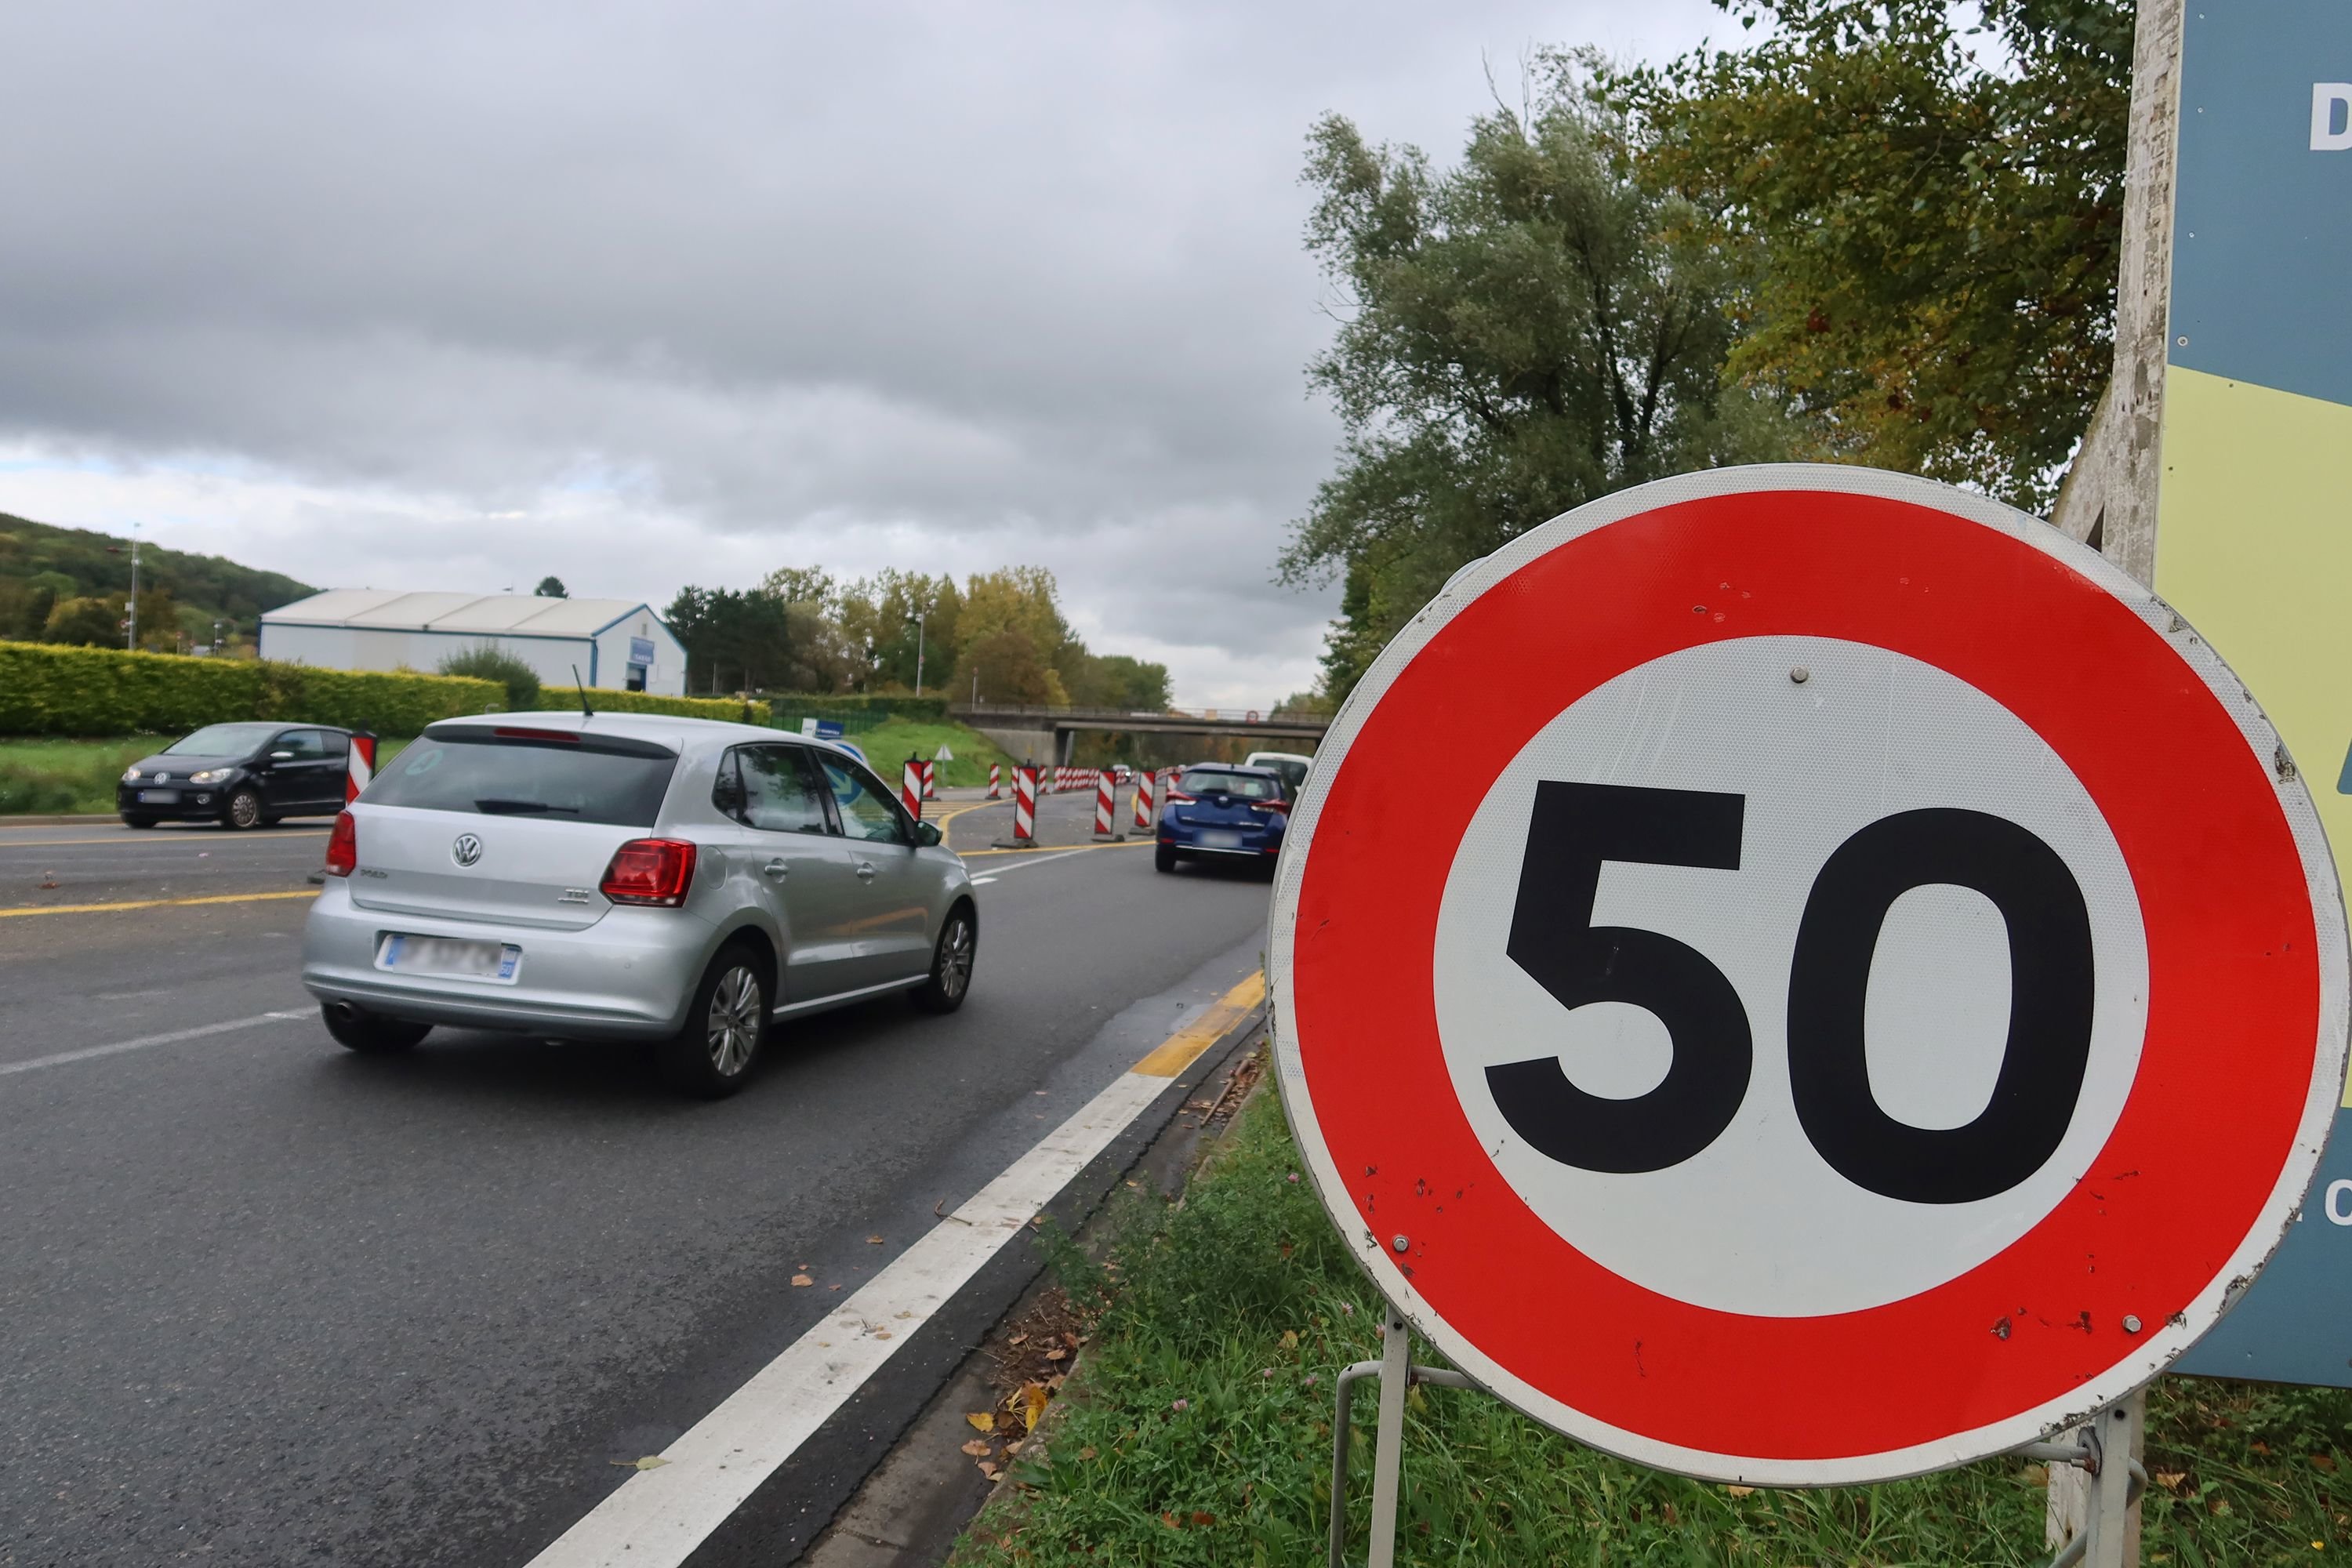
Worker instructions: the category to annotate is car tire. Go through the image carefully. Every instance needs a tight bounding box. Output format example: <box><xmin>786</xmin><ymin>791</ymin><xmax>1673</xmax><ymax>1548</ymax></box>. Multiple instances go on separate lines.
<box><xmin>910</xmin><ymin>903</ymin><xmax>976</xmax><ymax>1014</ymax></box>
<box><xmin>223</xmin><ymin>787</ymin><xmax>263</xmax><ymax>830</ymax></box>
<box><xmin>659</xmin><ymin>943</ymin><xmax>771</xmax><ymax>1099</ymax></box>
<box><xmin>321</xmin><ymin>1004</ymin><xmax>431</xmax><ymax>1054</ymax></box>
<box><xmin>1154</xmin><ymin>844</ymin><xmax>1177</xmax><ymax>873</ymax></box>
<box><xmin>122</xmin><ymin>814</ymin><xmax>158</xmax><ymax>829</ymax></box>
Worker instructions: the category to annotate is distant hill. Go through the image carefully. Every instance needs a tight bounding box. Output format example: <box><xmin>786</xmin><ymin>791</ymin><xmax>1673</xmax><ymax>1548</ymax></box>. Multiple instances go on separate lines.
<box><xmin>0</xmin><ymin>510</ymin><xmax>314</xmax><ymax>645</ymax></box>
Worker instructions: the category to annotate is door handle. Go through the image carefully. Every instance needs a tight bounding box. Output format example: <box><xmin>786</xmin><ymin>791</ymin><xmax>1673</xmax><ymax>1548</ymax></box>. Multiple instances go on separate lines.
<box><xmin>763</xmin><ymin>858</ymin><xmax>789</xmax><ymax>880</ymax></box>
<box><xmin>855</xmin><ymin>862</ymin><xmax>877</xmax><ymax>880</ymax></box>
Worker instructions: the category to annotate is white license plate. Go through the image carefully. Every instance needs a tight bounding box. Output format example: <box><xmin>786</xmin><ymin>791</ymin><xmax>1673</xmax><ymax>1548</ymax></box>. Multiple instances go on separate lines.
<box><xmin>136</xmin><ymin>789</ymin><xmax>180</xmax><ymax>804</ymax></box>
<box><xmin>1199</xmin><ymin>829</ymin><xmax>1244</xmax><ymax>848</ymax></box>
<box><xmin>378</xmin><ymin>934</ymin><xmax>522</xmax><ymax>983</ymax></box>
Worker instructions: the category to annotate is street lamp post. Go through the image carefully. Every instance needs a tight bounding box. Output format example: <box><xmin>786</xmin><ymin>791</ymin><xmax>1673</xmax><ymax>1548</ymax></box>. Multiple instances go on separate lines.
<box><xmin>909</xmin><ymin>612</ymin><xmax>926</xmax><ymax>697</ymax></box>
<box><xmin>125</xmin><ymin>526</ymin><xmax>141</xmax><ymax>651</ymax></box>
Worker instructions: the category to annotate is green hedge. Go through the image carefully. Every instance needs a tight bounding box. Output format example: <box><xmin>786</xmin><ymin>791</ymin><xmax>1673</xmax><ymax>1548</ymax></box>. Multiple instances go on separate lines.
<box><xmin>579</xmin><ymin>688</ymin><xmax>767</xmax><ymax>724</ymax></box>
<box><xmin>0</xmin><ymin>641</ymin><xmax>503</xmax><ymax>736</ymax></box>
<box><xmin>769</xmin><ymin>694</ymin><xmax>949</xmax><ymax>735</ymax></box>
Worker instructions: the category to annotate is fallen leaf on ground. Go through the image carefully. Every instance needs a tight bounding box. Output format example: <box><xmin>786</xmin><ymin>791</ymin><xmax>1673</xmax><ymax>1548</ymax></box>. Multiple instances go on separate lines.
<box><xmin>2158</xmin><ymin>1472</ymin><xmax>2189</xmax><ymax>1490</ymax></box>
<box><xmin>871</xmin><ymin>1329</ymin><xmax>892</xmax><ymax>1341</ymax></box>
<box><xmin>1079</xmin><ymin>1446</ymin><xmax>1098</xmax><ymax>1461</ymax></box>
<box><xmin>979</xmin><ymin>1461</ymin><xmax>1000</xmax><ymax>1479</ymax></box>
<box><xmin>609</xmin><ymin>1455</ymin><xmax>670</xmax><ymax>1471</ymax></box>
<box><xmin>967</xmin><ymin>1412</ymin><xmax>996</xmax><ymax>1432</ymax></box>
<box><xmin>867</xmin><ymin>1234</ymin><xmax>884</xmax><ymax>1244</ymax></box>
<box><xmin>790</xmin><ymin>1274</ymin><xmax>813</xmax><ymax>1287</ymax></box>
<box><xmin>2318</xmin><ymin>1455</ymin><xmax>2340</xmax><ymax>1473</ymax></box>
<box><xmin>1045</xmin><ymin>1348</ymin><xmax>1067</xmax><ymax>1362</ymax></box>
<box><xmin>1280</xmin><ymin>1330</ymin><xmax>1298</xmax><ymax>1350</ymax></box>
<box><xmin>1726</xmin><ymin>1485</ymin><xmax>1755</xmax><ymax>1497</ymax></box>
<box><xmin>1021</xmin><ymin>1381</ymin><xmax>1051</xmax><ymax>1430</ymax></box>
<box><xmin>1162</xmin><ymin>1512</ymin><xmax>1181</xmax><ymax>1530</ymax></box>
<box><xmin>1009</xmin><ymin>1333</ymin><xmax>1028</xmax><ymax>1345</ymax></box>
<box><xmin>1190</xmin><ymin>1512</ymin><xmax>1216</xmax><ymax>1527</ymax></box>
<box><xmin>961</xmin><ymin>1439</ymin><xmax>991</xmax><ymax>1457</ymax></box>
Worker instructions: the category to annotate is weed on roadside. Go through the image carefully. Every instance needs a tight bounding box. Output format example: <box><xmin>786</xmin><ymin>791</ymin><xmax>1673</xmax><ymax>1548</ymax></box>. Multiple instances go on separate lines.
<box><xmin>951</xmin><ymin>1083</ymin><xmax>2352</xmax><ymax>1566</ymax></box>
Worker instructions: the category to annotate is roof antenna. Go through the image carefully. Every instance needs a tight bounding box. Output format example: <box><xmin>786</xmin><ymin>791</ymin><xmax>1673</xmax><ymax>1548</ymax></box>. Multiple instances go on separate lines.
<box><xmin>572</xmin><ymin>664</ymin><xmax>594</xmax><ymax>720</ymax></box>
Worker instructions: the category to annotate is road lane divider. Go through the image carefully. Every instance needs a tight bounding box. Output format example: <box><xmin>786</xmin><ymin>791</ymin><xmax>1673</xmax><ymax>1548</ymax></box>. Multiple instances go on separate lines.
<box><xmin>522</xmin><ymin>968</ymin><xmax>1270</xmax><ymax>1568</ymax></box>
<box><xmin>0</xmin><ymin>832</ymin><xmax>328</xmax><ymax>848</ymax></box>
<box><xmin>0</xmin><ymin>1009</ymin><xmax>313</xmax><ymax>1077</ymax></box>
<box><xmin>0</xmin><ymin>890</ymin><xmax>319</xmax><ymax>920</ymax></box>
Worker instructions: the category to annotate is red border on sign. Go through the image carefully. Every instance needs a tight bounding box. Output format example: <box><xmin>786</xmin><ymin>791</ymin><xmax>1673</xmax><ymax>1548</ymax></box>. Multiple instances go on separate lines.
<box><xmin>1289</xmin><ymin>489</ymin><xmax>2321</xmax><ymax>1460</ymax></box>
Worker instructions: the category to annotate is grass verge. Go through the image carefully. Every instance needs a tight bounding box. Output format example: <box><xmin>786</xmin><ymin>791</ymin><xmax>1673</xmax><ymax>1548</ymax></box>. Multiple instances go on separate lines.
<box><xmin>0</xmin><ymin>735</ymin><xmax>412</xmax><ymax>815</ymax></box>
<box><xmin>952</xmin><ymin>1076</ymin><xmax>2352</xmax><ymax>1566</ymax></box>
<box><xmin>853</xmin><ymin>720</ymin><xmax>1020</xmax><ymax>788</ymax></box>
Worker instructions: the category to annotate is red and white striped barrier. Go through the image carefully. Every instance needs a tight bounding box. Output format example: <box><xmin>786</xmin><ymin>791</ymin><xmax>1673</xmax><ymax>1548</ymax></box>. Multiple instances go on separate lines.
<box><xmin>1013</xmin><ymin>764</ymin><xmax>1037</xmax><ymax>844</ymax></box>
<box><xmin>1093</xmin><ymin>769</ymin><xmax>1116</xmax><ymax>839</ymax></box>
<box><xmin>920</xmin><ymin>760</ymin><xmax>937</xmax><ymax>800</ymax></box>
<box><xmin>901</xmin><ymin>758</ymin><xmax>924</xmax><ymax>819</ymax></box>
<box><xmin>986</xmin><ymin>763</ymin><xmax>1001</xmax><ymax>800</ymax></box>
<box><xmin>347</xmin><ymin>731</ymin><xmax>376</xmax><ymax>803</ymax></box>
<box><xmin>1131</xmin><ymin>765</ymin><xmax>1154</xmax><ymax>832</ymax></box>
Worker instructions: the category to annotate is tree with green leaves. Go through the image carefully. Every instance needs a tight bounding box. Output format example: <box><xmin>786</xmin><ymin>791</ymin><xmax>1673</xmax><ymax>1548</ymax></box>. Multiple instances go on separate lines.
<box><xmin>437</xmin><ymin>644</ymin><xmax>543</xmax><ymax>710</ymax></box>
<box><xmin>1283</xmin><ymin>78</ymin><xmax>1791</xmax><ymax>701</ymax></box>
<box><xmin>1609</xmin><ymin>0</ymin><xmax>2132</xmax><ymax>510</ymax></box>
<box><xmin>533</xmin><ymin>575</ymin><xmax>568</xmax><ymax>599</ymax></box>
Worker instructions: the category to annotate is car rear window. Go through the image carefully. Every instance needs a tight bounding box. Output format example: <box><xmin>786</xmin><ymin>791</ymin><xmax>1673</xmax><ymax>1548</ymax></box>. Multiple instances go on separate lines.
<box><xmin>363</xmin><ymin>732</ymin><xmax>678</xmax><ymax>827</ymax></box>
<box><xmin>1178</xmin><ymin>768</ymin><xmax>1280</xmax><ymax>800</ymax></box>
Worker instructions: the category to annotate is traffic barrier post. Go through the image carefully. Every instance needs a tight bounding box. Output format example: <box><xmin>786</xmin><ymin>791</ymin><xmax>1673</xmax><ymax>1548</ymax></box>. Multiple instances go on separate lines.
<box><xmin>986</xmin><ymin>763</ymin><xmax>1001</xmax><ymax>800</ymax></box>
<box><xmin>901</xmin><ymin>757</ymin><xmax>924</xmax><ymax>819</ymax></box>
<box><xmin>1132</xmin><ymin>765</ymin><xmax>1154</xmax><ymax>833</ymax></box>
<box><xmin>920</xmin><ymin>759</ymin><xmax>937</xmax><ymax>800</ymax></box>
<box><xmin>347</xmin><ymin>731</ymin><xmax>376</xmax><ymax>804</ymax></box>
<box><xmin>1093</xmin><ymin>768</ymin><xmax>1118</xmax><ymax>840</ymax></box>
<box><xmin>1013</xmin><ymin>764</ymin><xmax>1036</xmax><ymax>844</ymax></box>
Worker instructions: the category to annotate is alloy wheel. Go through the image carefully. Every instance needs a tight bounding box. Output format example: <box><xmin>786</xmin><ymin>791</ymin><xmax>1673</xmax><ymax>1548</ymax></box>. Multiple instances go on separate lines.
<box><xmin>938</xmin><ymin>916</ymin><xmax>974</xmax><ymax>1001</ymax></box>
<box><xmin>704</xmin><ymin>964</ymin><xmax>763</xmax><ymax>1076</ymax></box>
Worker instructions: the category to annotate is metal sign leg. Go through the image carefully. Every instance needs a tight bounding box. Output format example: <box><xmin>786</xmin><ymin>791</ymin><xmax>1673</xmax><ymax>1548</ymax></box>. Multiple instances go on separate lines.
<box><xmin>1365</xmin><ymin>1307</ymin><xmax>1412</xmax><ymax>1568</ymax></box>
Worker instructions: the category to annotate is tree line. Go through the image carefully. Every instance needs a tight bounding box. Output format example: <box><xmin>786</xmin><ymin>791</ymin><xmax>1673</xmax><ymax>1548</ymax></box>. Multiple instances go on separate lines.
<box><xmin>1289</xmin><ymin>0</ymin><xmax>2131</xmax><ymax>700</ymax></box>
<box><xmin>0</xmin><ymin>511</ymin><xmax>314</xmax><ymax>653</ymax></box>
<box><xmin>662</xmin><ymin>564</ymin><xmax>1172</xmax><ymax>710</ymax></box>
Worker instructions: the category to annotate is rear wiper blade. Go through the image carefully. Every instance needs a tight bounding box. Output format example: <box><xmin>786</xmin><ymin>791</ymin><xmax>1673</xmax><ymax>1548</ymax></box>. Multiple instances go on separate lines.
<box><xmin>473</xmin><ymin>798</ymin><xmax>580</xmax><ymax>815</ymax></box>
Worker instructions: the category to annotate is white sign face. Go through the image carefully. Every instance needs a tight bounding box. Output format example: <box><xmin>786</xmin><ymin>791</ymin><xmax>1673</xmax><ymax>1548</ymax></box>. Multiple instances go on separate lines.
<box><xmin>1432</xmin><ymin>635</ymin><xmax>2150</xmax><ymax>1317</ymax></box>
<box><xmin>1270</xmin><ymin>464</ymin><xmax>2350</xmax><ymax>1485</ymax></box>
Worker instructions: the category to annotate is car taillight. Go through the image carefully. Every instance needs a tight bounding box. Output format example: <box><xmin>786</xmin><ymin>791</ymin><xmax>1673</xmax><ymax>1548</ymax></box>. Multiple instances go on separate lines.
<box><xmin>600</xmin><ymin>838</ymin><xmax>699</xmax><ymax>906</ymax></box>
<box><xmin>1248</xmin><ymin>799</ymin><xmax>1290</xmax><ymax>815</ymax></box>
<box><xmin>1165</xmin><ymin>790</ymin><xmax>1196</xmax><ymax>804</ymax></box>
<box><xmin>325</xmin><ymin>811</ymin><xmax>358</xmax><ymax>877</ymax></box>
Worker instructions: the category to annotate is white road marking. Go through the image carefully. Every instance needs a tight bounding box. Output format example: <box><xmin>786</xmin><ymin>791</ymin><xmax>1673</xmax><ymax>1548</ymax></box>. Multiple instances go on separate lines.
<box><xmin>524</xmin><ymin>971</ymin><xmax>1268</xmax><ymax>1568</ymax></box>
<box><xmin>0</xmin><ymin>1009</ymin><xmax>313</xmax><ymax>1077</ymax></box>
<box><xmin>969</xmin><ymin>875</ymin><xmax>1000</xmax><ymax>885</ymax></box>
<box><xmin>964</xmin><ymin>847</ymin><xmax>1089</xmax><ymax>877</ymax></box>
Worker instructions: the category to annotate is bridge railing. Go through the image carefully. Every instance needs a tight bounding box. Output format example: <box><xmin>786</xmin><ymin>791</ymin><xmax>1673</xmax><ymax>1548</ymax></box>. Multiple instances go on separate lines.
<box><xmin>950</xmin><ymin>701</ymin><xmax>1330</xmax><ymax>727</ymax></box>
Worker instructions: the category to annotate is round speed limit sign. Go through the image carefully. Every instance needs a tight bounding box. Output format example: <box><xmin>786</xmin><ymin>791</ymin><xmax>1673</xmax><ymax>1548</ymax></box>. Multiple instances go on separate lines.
<box><xmin>1270</xmin><ymin>466</ymin><xmax>2350</xmax><ymax>1484</ymax></box>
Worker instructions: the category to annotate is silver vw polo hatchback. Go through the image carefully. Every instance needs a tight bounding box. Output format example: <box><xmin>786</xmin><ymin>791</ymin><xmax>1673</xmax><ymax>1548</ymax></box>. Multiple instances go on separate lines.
<box><xmin>300</xmin><ymin>712</ymin><xmax>978</xmax><ymax>1097</ymax></box>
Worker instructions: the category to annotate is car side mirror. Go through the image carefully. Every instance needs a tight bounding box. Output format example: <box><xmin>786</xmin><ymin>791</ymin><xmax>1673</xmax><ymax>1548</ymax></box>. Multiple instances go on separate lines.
<box><xmin>270</xmin><ymin>750</ymin><xmax>294</xmax><ymax>760</ymax></box>
<box><xmin>915</xmin><ymin>821</ymin><xmax>942</xmax><ymax>848</ymax></box>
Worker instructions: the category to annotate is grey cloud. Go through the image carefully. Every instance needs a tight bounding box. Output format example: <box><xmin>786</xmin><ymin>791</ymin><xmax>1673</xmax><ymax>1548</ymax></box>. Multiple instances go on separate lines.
<box><xmin>0</xmin><ymin>0</ymin><xmax>1723</xmax><ymax>703</ymax></box>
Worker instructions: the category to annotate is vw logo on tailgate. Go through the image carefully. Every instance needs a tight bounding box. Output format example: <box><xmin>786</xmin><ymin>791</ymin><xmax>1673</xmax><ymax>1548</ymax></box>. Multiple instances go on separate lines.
<box><xmin>451</xmin><ymin>833</ymin><xmax>484</xmax><ymax>868</ymax></box>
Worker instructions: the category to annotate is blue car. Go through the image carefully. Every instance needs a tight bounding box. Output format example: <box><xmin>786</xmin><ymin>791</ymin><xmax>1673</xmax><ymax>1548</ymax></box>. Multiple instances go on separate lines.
<box><xmin>1155</xmin><ymin>764</ymin><xmax>1289</xmax><ymax>874</ymax></box>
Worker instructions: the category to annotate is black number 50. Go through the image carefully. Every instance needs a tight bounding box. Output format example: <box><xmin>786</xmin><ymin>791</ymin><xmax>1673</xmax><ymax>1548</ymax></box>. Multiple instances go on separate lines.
<box><xmin>1494</xmin><ymin>782</ymin><xmax>2096</xmax><ymax>1204</ymax></box>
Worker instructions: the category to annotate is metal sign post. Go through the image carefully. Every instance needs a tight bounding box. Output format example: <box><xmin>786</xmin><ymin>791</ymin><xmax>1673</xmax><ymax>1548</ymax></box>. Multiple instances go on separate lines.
<box><xmin>1272</xmin><ymin>466</ymin><xmax>2348</xmax><ymax>1560</ymax></box>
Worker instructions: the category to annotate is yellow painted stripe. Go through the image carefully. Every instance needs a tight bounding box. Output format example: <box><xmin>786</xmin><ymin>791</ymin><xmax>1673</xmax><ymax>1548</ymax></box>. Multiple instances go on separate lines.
<box><xmin>1131</xmin><ymin>971</ymin><xmax>1267</xmax><ymax>1077</ymax></box>
<box><xmin>0</xmin><ymin>889</ymin><xmax>318</xmax><ymax>920</ymax></box>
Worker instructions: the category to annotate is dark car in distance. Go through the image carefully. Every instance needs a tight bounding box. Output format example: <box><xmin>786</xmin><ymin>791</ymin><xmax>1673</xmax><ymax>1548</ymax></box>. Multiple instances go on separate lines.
<box><xmin>119</xmin><ymin>722</ymin><xmax>355</xmax><ymax>829</ymax></box>
<box><xmin>1154</xmin><ymin>763</ymin><xmax>1289</xmax><ymax>874</ymax></box>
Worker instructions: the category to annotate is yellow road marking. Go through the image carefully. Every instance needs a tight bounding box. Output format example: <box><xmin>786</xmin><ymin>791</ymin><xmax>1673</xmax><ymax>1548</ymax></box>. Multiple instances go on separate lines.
<box><xmin>0</xmin><ymin>889</ymin><xmax>318</xmax><ymax>920</ymax></box>
<box><xmin>1131</xmin><ymin>971</ymin><xmax>1267</xmax><ymax>1077</ymax></box>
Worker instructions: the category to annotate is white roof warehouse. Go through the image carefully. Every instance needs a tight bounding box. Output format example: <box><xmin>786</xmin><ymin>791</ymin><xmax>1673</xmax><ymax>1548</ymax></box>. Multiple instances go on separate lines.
<box><xmin>258</xmin><ymin>590</ymin><xmax>687</xmax><ymax>696</ymax></box>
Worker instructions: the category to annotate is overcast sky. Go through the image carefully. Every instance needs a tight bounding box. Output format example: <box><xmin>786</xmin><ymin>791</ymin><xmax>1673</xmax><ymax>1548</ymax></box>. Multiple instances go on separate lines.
<box><xmin>0</xmin><ymin>1</ymin><xmax>1728</xmax><ymax>706</ymax></box>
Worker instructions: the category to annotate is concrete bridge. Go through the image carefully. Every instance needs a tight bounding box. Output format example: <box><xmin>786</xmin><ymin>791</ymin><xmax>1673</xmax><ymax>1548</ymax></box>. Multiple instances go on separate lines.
<box><xmin>948</xmin><ymin>702</ymin><xmax>1329</xmax><ymax>765</ymax></box>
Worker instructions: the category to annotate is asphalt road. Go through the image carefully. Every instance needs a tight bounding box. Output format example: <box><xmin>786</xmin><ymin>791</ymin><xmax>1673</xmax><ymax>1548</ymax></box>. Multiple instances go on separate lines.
<box><xmin>0</xmin><ymin>788</ymin><xmax>1272</xmax><ymax>1566</ymax></box>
